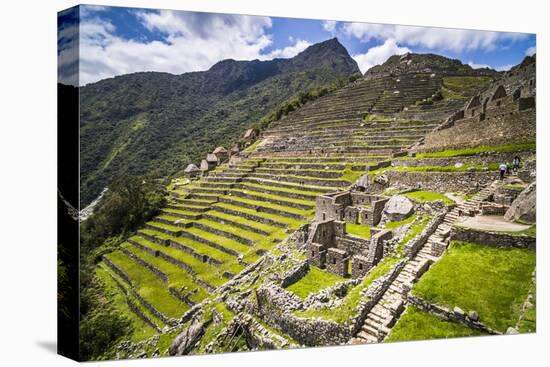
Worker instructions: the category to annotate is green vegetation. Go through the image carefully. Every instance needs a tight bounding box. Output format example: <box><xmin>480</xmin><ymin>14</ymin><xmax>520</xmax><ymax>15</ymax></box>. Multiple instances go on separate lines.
<box><xmin>346</xmin><ymin>223</ymin><xmax>371</xmax><ymax>239</ymax></box>
<box><xmin>368</xmin><ymin>164</ymin><xmax>499</xmax><ymax>178</ymax></box>
<box><xmin>78</xmin><ymin>176</ymin><xmax>167</xmax><ymax>360</ymax></box>
<box><xmin>385</xmin><ymin>306</ymin><xmax>485</xmax><ymax>342</ymax></box>
<box><xmin>417</xmin><ymin>142</ymin><xmax>536</xmax><ymax>159</ymax></box>
<box><xmin>80</xmin><ymin>267</ymin><xmax>134</xmax><ymax>361</ymax></box>
<box><xmin>496</xmin><ymin>224</ymin><xmax>536</xmax><ymax>237</ymax></box>
<box><xmin>413</xmin><ymin>241</ymin><xmax>536</xmax><ymax>332</ymax></box>
<box><xmin>339</xmin><ymin>165</ymin><xmax>366</xmax><ymax>183</ymax></box>
<box><xmin>441</xmin><ymin>76</ymin><xmax>492</xmax><ymax>100</ymax></box>
<box><xmin>79</xmin><ymin>39</ymin><xmax>360</xmax><ymax>206</ymax></box>
<box><xmin>294</xmin><ymin>256</ymin><xmax>399</xmax><ymax>323</ymax></box>
<box><xmin>384</xmin><ymin>214</ymin><xmax>418</xmax><ymax>229</ymax></box>
<box><xmin>403</xmin><ymin>190</ymin><xmax>455</xmax><ymax>205</ymax></box>
<box><xmin>363</xmin><ymin>113</ymin><xmax>394</xmax><ymax>123</ymax></box>
<box><xmin>286</xmin><ymin>267</ymin><xmax>344</xmax><ymax>299</ymax></box>
<box><xmin>517</xmin><ymin>285</ymin><xmax>536</xmax><ymax>333</ymax></box>
<box><xmin>396</xmin><ymin>215</ymin><xmax>431</xmax><ymax>254</ymax></box>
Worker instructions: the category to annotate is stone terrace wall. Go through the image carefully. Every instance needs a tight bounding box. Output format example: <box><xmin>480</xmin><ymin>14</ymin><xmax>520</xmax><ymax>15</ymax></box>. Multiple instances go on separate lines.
<box><xmin>381</xmin><ymin>171</ymin><xmax>497</xmax><ymax>193</ymax></box>
<box><xmin>451</xmin><ymin>226</ymin><xmax>536</xmax><ymax>250</ymax></box>
<box><xmin>419</xmin><ymin>109</ymin><xmax>535</xmax><ymax>153</ymax></box>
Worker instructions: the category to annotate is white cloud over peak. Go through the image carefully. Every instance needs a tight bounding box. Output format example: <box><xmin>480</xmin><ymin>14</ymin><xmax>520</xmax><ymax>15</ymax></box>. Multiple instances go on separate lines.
<box><xmin>467</xmin><ymin>61</ymin><xmax>491</xmax><ymax>69</ymax></box>
<box><xmin>341</xmin><ymin>22</ymin><xmax>527</xmax><ymax>52</ymax></box>
<box><xmin>525</xmin><ymin>46</ymin><xmax>536</xmax><ymax>56</ymax></box>
<box><xmin>264</xmin><ymin>39</ymin><xmax>312</xmax><ymax>59</ymax></box>
<box><xmin>352</xmin><ymin>38</ymin><xmax>410</xmax><ymax>74</ymax></box>
<box><xmin>322</xmin><ymin>20</ymin><xmax>337</xmax><ymax>33</ymax></box>
<box><xmin>74</xmin><ymin>10</ymin><xmax>311</xmax><ymax>85</ymax></box>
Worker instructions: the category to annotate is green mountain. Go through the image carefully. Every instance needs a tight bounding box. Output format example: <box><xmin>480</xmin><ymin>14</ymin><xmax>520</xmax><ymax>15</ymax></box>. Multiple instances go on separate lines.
<box><xmin>78</xmin><ymin>38</ymin><xmax>360</xmax><ymax>206</ymax></box>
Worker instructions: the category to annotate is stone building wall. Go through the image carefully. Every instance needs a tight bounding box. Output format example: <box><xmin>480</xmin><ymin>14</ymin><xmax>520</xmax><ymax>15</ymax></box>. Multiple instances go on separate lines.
<box><xmin>451</xmin><ymin>226</ymin><xmax>536</xmax><ymax>250</ymax></box>
<box><xmin>381</xmin><ymin>171</ymin><xmax>497</xmax><ymax>193</ymax></box>
<box><xmin>419</xmin><ymin>108</ymin><xmax>535</xmax><ymax>152</ymax></box>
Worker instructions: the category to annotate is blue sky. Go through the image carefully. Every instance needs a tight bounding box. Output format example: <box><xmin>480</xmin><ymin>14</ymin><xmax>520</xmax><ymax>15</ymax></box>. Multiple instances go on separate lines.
<box><xmin>58</xmin><ymin>5</ymin><xmax>536</xmax><ymax>86</ymax></box>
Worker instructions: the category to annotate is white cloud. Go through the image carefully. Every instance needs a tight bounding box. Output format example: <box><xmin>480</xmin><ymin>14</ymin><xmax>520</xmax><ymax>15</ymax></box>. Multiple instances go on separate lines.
<box><xmin>341</xmin><ymin>23</ymin><xmax>527</xmax><ymax>52</ymax></box>
<box><xmin>77</xmin><ymin>10</ymin><xmax>313</xmax><ymax>85</ymax></box>
<box><xmin>525</xmin><ymin>46</ymin><xmax>536</xmax><ymax>56</ymax></box>
<box><xmin>352</xmin><ymin>38</ymin><xmax>410</xmax><ymax>74</ymax></box>
<box><xmin>323</xmin><ymin>20</ymin><xmax>337</xmax><ymax>33</ymax></box>
<box><xmin>495</xmin><ymin>64</ymin><xmax>515</xmax><ymax>71</ymax></box>
<box><xmin>467</xmin><ymin>61</ymin><xmax>491</xmax><ymax>69</ymax></box>
<box><xmin>264</xmin><ymin>39</ymin><xmax>312</xmax><ymax>59</ymax></box>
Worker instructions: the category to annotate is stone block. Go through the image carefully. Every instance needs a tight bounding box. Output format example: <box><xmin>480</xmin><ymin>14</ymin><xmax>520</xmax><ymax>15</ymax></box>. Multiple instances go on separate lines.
<box><xmin>326</xmin><ymin>248</ymin><xmax>349</xmax><ymax>277</ymax></box>
<box><xmin>351</xmin><ymin>255</ymin><xmax>370</xmax><ymax>278</ymax></box>
<box><xmin>307</xmin><ymin>242</ymin><xmax>326</xmax><ymax>268</ymax></box>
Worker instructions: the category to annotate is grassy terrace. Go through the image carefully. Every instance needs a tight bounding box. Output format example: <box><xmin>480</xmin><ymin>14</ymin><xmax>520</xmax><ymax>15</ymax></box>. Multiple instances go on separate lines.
<box><xmin>212</xmin><ymin>203</ymin><xmax>302</xmax><ymax>228</ymax></box>
<box><xmin>122</xmin><ymin>242</ymin><xmax>213</xmax><ymax>299</ymax></box>
<box><xmin>413</xmin><ymin>241</ymin><xmax>536</xmax><ymax>332</ymax></box>
<box><xmin>286</xmin><ymin>267</ymin><xmax>344</xmax><ymax>299</ymax></box>
<box><xmin>130</xmin><ymin>235</ymin><xmax>243</xmax><ymax>284</ymax></box>
<box><xmin>293</xmin><ymin>256</ymin><xmax>400</xmax><ymax>323</ymax></box>
<box><xmin>346</xmin><ymin>223</ymin><xmax>371</xmax><ymax>239</ymax></box>
<box><xmin>104</xmin><ymin>251</ymin><xmax>188</xmax><ymax>319</ymax></box>
<box><xmin>396</xmin><ymin>215</ymin><xmax>431</xmax><ymax>254</ymax></box>
<box><xmin>226</xmin><ymin>188</ymin><xmax>315</xmax><ymax>208</ymax></box>
<box><xmin>96</xmin><ymin>266</ymin><xmax>160</xmax><ymax>342</ymax></box>
<box><xmin>138</xmin><ymin>229</ymin><xmax>235</xmax><ymax>266</ymax></box>
<box><xmin>240</xmin><ymin>182</ymin><xmax>321</xmax><ymax>199</ymax></box>
<box><xmin>221</xmin><ymin>195</ymin><xmax>313</xmax><ymax>217</ymax></box>
<box><xmin>368</xmin><ymin>163</ymin><xmax>500</xmax><ymax>178</ymax></box>
<box><xmin>205</xmin><ymin>210</ymin><xmax>282</xmax><ymax>235</ymax></box>
<box><xmin>403</xmin><ymin>190</ymin><xmax>455</xmax><ymax>205</ymax></box>
<box><xmin>385</xmin><ymin>306</ymin><xmax>485</xmax><ymax>342</ymax></box>
<box><xmin>384</xmin><ymin>214</ymin><xmax>418</xmax><ymax>229</ymax></box>
<box><xmin>416</xmin><ymin>142</ymin><xmax>536</xmax><ymax>159</ymax></box>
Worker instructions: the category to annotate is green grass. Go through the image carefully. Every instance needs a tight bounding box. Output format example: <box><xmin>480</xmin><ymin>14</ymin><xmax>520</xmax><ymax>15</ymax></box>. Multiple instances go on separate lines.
<box><xmin>403</xmin><ymin>190</ymin><xmax>455</xmax><ymax>205</ymax></box>
<box><xmin>517</xmin><ymin>285</ymin><xmax>536</xmax><ymax>333</ymax></box>
<box><xmin>417</xmin><ymin>143</ymin><xmax>536</xmax><ymax>159</ymax></box>
<box><xmin>95</xmin><ymin>266</ymin><xmax>160</xmax><ymax>342</ymax></box>
<box><xmin>286</xmin><ymin>266</ymin><xmax>344</xmax><ymax>299</ymax></box>
<box><xmin>104</xmin><ymin>251</ymin><xmax>189</xmax><ymax>319</ymax></box>
<box><xmin>340</xmin><ymin>165</ymin><xmax>366</xmax><ymax>183</ymax></box>
<box><xmin>293</xmin><ymin>256</ymin><xmax>399</xmax><ymax>323</ymax></box>
<box><xmin>396</xmin><ymin>215</ymin><xmax>431</xmax><ymax>254</ymax></box>
<box><xmin>413</xmin><ymin>241</ymin><xmax>536</xmax><ymax>332</ymax></box>
<box><xmin>496</xmin><ymin>224</ymin><xmax>536</xmax><ymax>238</ymax></box>
<box><xmin>368</xmin><ymin>164</ymin><xmax>499</xmax><ymax>178</ymax></box>
<box><xmin>384</xmin><ymin>214</ymin><xmax>418</xmax><ymax>229</ymax></box>
<box><xmin>346</xmin><ymin>223</ymin><xmax>371</xmax><ymax>239</ymax></box>
<box><xmin>442</xmin><ymin>76</ymin><xmax>491</xmax><ymax>97</ymax></box>
<box><xmin>385</xmin><ymin>306</ymin><xmax>485</xmax><ymax>342</ymax></box>
<box><xmin>213</xmin><ymin>203</ymin><xmax>301</xmax><ymax>228</ymax></box>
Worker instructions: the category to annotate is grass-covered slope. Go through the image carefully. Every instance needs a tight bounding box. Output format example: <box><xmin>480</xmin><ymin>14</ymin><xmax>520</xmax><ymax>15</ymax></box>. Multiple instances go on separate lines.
<box><xmin>385</xmin><ymin>306</ymin><xmax>485</xmax><ymax>342</ymax></box>
<box><xmin>413</xmin><ymin>241</ymin><xmax>536</xmax><ymax>332</ymax></box>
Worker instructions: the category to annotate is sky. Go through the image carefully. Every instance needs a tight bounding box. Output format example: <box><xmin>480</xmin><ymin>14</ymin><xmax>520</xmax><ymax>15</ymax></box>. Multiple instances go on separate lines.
<box><xmin>58</xmin><ymin>5</ymin><xmax>536</xmax><ymax>86</ymax></box>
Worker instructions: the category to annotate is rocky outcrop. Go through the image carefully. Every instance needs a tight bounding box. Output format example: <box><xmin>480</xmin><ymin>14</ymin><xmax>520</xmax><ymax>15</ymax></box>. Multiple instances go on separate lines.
<box><xmin>382</xmin><ymin>195</ymin><xmax>414</xmax><ymax>222</ymax></box>
<box><xmin>505</xmin><ymin>182</ymin><xmax>536</xmax><ymax>224</ymax></box>
<box><xmin>169</xmin><ymin>315</ymin><xmax>210</xmax><ymax>356</ymax></box>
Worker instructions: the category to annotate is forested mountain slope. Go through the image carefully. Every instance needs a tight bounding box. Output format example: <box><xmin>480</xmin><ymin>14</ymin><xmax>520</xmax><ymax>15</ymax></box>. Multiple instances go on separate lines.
<box><xmin>78</xmin><ymin>38</ymin><xmax>360</xmax><ymax>206</ymax></box>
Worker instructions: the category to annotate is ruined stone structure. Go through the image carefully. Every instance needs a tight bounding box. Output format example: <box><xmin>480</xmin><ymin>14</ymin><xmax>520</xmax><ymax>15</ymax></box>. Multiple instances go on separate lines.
<box><xmin>305</xmin><ymin>217</ymin><xmax>393</xmax><ymax>277</ymax></box>
<box><xmin>315</xmin><ymin>190</ymin><xmax>389</xmax><ymax>226</ymax></box>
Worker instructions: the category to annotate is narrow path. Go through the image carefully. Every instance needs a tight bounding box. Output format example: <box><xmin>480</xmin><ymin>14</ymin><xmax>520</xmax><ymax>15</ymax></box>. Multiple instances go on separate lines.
<box><xmin>351</xmin><ymin>181</ymin><xmax>500</xmax><ymax>344</ymax></box>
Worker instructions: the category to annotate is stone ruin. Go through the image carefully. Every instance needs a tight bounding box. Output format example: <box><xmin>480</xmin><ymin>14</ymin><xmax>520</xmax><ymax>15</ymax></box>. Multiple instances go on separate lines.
<box><xmin>306</xmin><ymin>190</ymin><xmax>394</xmax><ymax>278</ymax></box>
<box><xmin>314</xmin><ymin>190</ymin><xmax>389</xmax><ymax>226</ymax></box>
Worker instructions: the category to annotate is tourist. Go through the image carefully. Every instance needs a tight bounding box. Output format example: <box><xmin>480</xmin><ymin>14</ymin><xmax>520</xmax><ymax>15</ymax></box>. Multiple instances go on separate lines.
<box><xmin>499</xmin><ymin>162</ymin><xmax>507</xmax><ymax>180</ymax></box>
<box><xmin>513</xmin><ymin>156</ymin><xmax>521</xmax><ymax>173</ymax></box>
<box><xmin>506</xmin><ymin>161</ymin><xmax>512</xmax><ymax>174</ymax></box>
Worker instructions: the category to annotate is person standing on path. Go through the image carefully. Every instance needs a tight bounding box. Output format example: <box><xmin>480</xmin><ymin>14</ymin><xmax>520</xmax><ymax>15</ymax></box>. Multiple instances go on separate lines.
<box><xmin>513</xmin><ymin>156</ymin><xmax>521</xmax><ymax>173</ymax></box>
<box><xmin>499</xmin><ymin>162</ymin><xmax>507</xmax><ymax>180</ymax></box>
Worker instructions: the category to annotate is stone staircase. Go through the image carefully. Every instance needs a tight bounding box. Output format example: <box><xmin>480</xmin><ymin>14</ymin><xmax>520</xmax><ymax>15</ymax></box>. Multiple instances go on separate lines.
<box><xmin>351</xmin><ymin>181</ymin><xmax>500</xmax><ymax>344</ymax></box>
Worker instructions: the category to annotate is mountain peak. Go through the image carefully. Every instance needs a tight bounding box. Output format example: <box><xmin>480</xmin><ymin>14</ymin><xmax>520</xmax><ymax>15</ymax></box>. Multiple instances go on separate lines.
<box><xmin>291</xmin><ymin>37</ymin><xmax>360</xmax><ymax>74</ymax></box>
